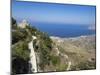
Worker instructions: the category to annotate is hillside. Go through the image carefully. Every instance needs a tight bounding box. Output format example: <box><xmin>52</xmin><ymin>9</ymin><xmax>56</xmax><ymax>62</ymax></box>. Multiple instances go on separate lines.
<box><xmin>51</xmin><ymin>35</ymin><xmax>96</xmax><ymax>70</ymax></box>
<box><xmin>12</xmin><ymin>17</ymin><xmax>96</xmax><ymax>74</ymax></box>
<box><xmin>12</xmin><ymin>18</ymin><xmax>53</xmax><ymax>74</ymax></box>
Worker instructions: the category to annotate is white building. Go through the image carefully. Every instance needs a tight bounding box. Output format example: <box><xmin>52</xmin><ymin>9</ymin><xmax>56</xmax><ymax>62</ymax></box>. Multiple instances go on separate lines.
<box><xmin>18</xmin><ymin>20</ymin><xmax>29</xmax><ymax>28</ymax></box>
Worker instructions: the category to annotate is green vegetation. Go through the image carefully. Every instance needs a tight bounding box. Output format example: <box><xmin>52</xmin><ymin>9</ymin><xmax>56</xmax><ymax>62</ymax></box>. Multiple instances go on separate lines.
<box><xmin>12</xmin><ymin>41</ymin><xmax>30</xmax><ymax>74</ymax></box>
<box><xmin>12</xmin><ymin>41</ymin><xmax>29</xmax><ymax>61</ymax></box>
<box><xmin>50</xmin><ymin>55</ymin><xmax>60</xmax><ymax>66</ymax></box>
<box><xmin>12</xmin><ymin>30</ymin><xmax>27</xmax><ymax>44</ymax></box>
<box><xmin>56</xmin><ymin>64</ymin><xmax>68</xmax><ymax>71</ymax></box>
<box><xmin>26</xmin><ymin>25</ymin><xmax>53</xmax><ymax>70</ymax></box>
<box><xmin>36</xmin><ymin>35</ymin><xmax>52</xmax><ymax>70</ymax></box>
<box><xmin>51</xmin><ymin>35</ymin><xmax>96</xmax><ymax>71</ymax></box>
<box><xmin>12</xmin><ymin>17</ymin><xmax>96</xmax><ymax>74</ymax></box>
<box><xmin>12</xmin><ymin>18</ymin><xmax>31</xmax><ymax>74</ymax></box>
<box><xmin>12</xmin><ymin>17</ymin><xmax>54</xmax><ymax>73</ymax></box>
<box><xmin>12</xmin><ymin>17</ymin><xmax>17</xmax><ymax>29</ymax></box>
<box><xmin>71</xmin><ymin>60</ymin><xmax>96</xmax><ymax>70</ymax></box>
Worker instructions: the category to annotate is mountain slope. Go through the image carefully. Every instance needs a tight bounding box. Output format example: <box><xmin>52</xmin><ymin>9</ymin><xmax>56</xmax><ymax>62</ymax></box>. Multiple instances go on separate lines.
<box><xmin>51</xmin><ymin>35</ymin><xmax>96</xmax><ymax>70</ymax></box>
<box><xmin>12</xmin><ymin>18</ymin><xmax>96</xmax><ymax>74</ymax></box>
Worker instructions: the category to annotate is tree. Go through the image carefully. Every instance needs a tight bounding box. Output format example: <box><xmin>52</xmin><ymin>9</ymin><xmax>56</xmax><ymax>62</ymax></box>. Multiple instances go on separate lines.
<box><xmin>12</xmin><ymin>17</ymin><xmax>17</xmax><ymax>29</ymax></box>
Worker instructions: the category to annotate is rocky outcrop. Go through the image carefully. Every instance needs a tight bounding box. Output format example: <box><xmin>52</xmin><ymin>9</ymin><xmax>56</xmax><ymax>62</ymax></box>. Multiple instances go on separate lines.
<box><xmin>18</xmin><ymin>20</ymin><xmax>29</xmax><ymax>28</ymax></box>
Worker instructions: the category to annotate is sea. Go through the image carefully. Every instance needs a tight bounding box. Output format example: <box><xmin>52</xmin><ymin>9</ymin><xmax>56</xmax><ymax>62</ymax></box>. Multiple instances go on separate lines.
<box><xmin>30</xmin><ymin>22</ymin><xmax>95</xmax><ymax>38</ymax></box>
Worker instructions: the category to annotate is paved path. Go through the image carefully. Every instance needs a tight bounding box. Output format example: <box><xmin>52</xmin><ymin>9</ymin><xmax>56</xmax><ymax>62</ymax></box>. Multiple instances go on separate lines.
<box><xmin>66</xmin><ymin>61</ymin><xmax>71</xmax><ymax>71</ymax></box>
<box><xmin>60</xmin><ymin>52</ymin><xmax>71</xmax><ymax>71</ymax></box>
<box><xmin>28</xmin><ymin>36</ymin><xmax>37</xmax><ymax>73</ymax></box>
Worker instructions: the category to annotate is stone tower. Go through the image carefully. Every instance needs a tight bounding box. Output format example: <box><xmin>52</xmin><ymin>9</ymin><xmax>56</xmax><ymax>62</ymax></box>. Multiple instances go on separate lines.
<box><xmin>18</xmin><ymin>20</ymin><xmax>29</xmax><ymax>28</ymax></box>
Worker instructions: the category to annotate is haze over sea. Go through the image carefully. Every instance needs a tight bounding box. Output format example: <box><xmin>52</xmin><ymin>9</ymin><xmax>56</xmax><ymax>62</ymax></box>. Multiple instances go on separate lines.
<box><xmin>30</xmin><ymin>22</ymin><xmax>95</xmax><ymax>38</ymax></box>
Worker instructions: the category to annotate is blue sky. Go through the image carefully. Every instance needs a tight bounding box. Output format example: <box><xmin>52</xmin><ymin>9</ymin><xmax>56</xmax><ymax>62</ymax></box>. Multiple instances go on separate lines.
<box><xmin>12</xmin><ymin>0</ymin><xmax>96</xmax><ymax>26</ymax></box>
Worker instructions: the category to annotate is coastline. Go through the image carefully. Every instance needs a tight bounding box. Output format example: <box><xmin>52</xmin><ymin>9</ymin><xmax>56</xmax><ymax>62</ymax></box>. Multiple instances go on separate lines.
<box><xmin>50</xmin><ymin>34</ymin><xmax>95</xmax><ymax>40</ymax></box>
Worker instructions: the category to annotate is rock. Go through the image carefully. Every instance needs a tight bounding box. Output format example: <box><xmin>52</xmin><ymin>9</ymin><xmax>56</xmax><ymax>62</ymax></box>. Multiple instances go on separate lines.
<box><xmin>18</xmin><ymin>20</ymin><xmax>29</xmax><ymax>28</ymax></box>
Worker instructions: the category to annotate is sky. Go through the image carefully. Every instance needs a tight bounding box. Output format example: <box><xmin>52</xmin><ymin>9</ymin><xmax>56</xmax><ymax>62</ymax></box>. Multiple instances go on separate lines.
<box><xmin>12</xmin><ymin>0</ymin><xmax>96</xmax><ymax>26</ymax></box>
